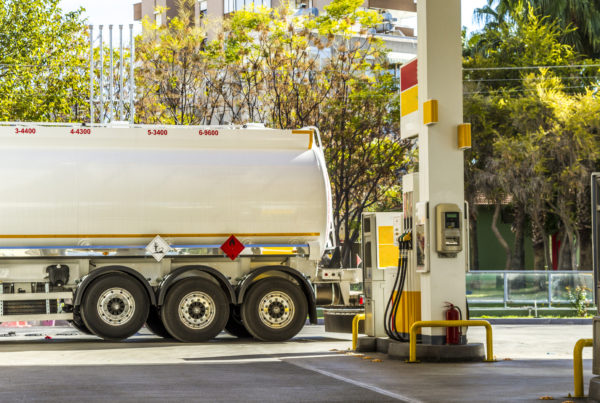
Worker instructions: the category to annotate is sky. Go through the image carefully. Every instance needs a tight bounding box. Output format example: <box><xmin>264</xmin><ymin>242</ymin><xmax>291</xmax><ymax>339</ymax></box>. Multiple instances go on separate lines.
<box><xmin>59</xmin><ymin>0</ymin><xmax>489</xmax><ymax>33</ymax></box>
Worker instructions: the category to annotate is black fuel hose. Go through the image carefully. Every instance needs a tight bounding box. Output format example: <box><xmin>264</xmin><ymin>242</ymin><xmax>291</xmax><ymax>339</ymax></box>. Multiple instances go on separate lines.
<box><xmin>384</xmin><ymin>232</ymin><xmax>410</xmax><ymax>342</ymax></box>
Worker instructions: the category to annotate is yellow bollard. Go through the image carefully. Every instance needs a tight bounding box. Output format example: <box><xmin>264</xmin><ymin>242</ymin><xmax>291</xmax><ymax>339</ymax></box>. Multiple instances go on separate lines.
<box><xmin>573</xmin><ymin>338</ymin><xmax>593</xmax><ymax>398</ymax></box>
<box><xmin>352</xmin><ymin>313</ymin><xmax>365</xmax><ymax>351</ymax></box>
<box><xmin>408</xmin><ymin>320</ymin><xmax>494</xmax><ymax>363</ymax></box>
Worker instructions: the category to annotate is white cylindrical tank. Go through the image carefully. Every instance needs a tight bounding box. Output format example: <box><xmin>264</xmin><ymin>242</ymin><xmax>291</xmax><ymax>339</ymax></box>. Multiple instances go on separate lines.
<box><xmin>0</xmin><ymin>124</ymin><xmax>332</xmax><ymax>253</ymax></box>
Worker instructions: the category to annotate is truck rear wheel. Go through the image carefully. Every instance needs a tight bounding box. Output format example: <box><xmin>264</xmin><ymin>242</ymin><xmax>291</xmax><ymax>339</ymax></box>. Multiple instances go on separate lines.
<box><xmin>80</xmin><ymin>274</ymin><xmax>149</xmax><ymax>341</ymax></box>
<box><xmin>160</xmin><ymin>278</ymin><xmax>229</xmax><ymax>342</ymax></box>
<box><xmin>145</xmin><ymin>306</ymin><xmax>172</xmax><ymax>338</ymax></box>
<box><xmin>241</xmin><ymin>278</ymin><xmax>307</xmax><ymax>341</ymax></box>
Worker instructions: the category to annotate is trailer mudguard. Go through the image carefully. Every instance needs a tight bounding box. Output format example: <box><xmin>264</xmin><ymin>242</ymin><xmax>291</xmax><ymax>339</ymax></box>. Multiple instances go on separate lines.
<box><xmin>156</xmin><ymin>265</ymin><xmax>236</xmax><ymax>307</ymax></box>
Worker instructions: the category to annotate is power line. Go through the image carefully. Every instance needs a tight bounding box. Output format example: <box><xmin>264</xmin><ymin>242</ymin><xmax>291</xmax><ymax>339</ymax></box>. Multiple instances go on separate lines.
<box><xmin>464</xmin><ymin>76</ymin><xmax>600</xmax><ymax>82</ymax></box>
<box><xmin>463</xmin><ymin>63</ymin><xmax>600</xmax><ymax>71</ymax></box>
<box><xmin>464</xmin><ymin>84</ymin><xmax>593</xmax><ymax>95</ymax></box>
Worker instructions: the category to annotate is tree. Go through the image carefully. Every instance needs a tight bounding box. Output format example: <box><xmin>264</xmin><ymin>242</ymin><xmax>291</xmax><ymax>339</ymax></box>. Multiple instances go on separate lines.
<box><xmin>136</xmin><ymin>0</ymin><xmax>218</xmax><ymax>124</ymax></box>
<box><xmin>136</xmin><ymin>0</ymin><xmax>411</xmax><ymax>266</ymax></box>
<box><xmin>475</xmin><ymin>0</ymin><xmax>600</xmax><ymax>58</ymax></box>
<box><xmin>0</xmin><ymin>0</ymin><xmax>89</xmax><ymax>122</ymax></box>
<box><xmin>464</xmin><ymin>5</ymin><xmax>600</xmax><ymax>270</ymax></box>
<box><xmin>537</xmin><ymin>77</ymin><xmax>599</xmax><ymax>269</ymax></box>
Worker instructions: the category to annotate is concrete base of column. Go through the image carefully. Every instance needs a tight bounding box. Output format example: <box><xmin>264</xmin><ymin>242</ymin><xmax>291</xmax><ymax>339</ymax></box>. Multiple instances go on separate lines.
<box><xmin>356</xmin><ymin>336</ymin><xmax>485</xmax><ymax>362</ymax></box>
<box><xmin>588</xmin><ymin>376</ymin><xmax>600</xmax><ymax>402</ymax></box>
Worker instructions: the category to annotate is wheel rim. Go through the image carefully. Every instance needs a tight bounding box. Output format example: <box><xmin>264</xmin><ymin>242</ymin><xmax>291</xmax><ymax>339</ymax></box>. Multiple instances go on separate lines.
<box><xmin>178</xmin><ymin>292</ymin><xmax>216</xmax><ymax>330</ymax></box>
<box><xmin>97</xmin><ymin>288</ymin><xmax>136</xmax><ymax>326</ymax></box>
<box><xmin>258</xmin><ymin>291</ymin><xmax>294</xmax><ymax>329</ymax></box>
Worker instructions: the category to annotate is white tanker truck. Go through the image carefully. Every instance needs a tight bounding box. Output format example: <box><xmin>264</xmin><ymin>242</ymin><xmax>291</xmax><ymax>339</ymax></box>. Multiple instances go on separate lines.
<box><xmin>0</xmin><ymin>122</ymin><xmax>358</xmax><ymax>342</ymax></box>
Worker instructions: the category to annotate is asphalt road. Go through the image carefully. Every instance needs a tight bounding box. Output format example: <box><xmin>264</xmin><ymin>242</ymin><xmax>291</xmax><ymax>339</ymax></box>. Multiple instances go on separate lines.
<box><xmin>0</xmin><ymin>324</ymin><xmax>593</xmax><ymax>402</ymax></box>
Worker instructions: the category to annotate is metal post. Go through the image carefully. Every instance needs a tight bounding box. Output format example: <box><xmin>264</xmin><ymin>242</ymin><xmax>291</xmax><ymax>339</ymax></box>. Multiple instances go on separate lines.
<box><xmin>0</xmin><ymin>283</ymin><xmax>3</xmax><ymax>317</ymax></box>
<box><xmin>593</xmin><ymin>173</ymin><xmax>600</xmax><ymax>311</ymax></box>
<box><xmin>99</xmin><ymin>25</ymin><xmax>104</xmax><ymax>124</ymax></box>
<box><xmin>129</xmin><ymin>24</ymin><xmax>135</xmax><ymax>124</ymax></box>
<box><xmin>109</xmin><ymin>25</ymin><xmax>114</xmax><ymax>123</ymax></box>
<box><xmin>119</xmin><ymin>25</ymin><xmax>124</xmax><ymax>121</ymax></box>
<box><xmin>503</xmin><ymin>272</ymin><xmax>508</xmax><ymax>308</ymax></box>
<box><xmin>89</xmin><ymin>25</ymin><xmax>94</xmax><ymax>124</ymax></box>
<box><xmin>45</xmin><ymin>282</ymin><xmax>50</xmax><ymax>315</ymax></box>
<box><xmin>591</xmin><ymin>174</ymin><xmax>600</xmax><ymax>400</ymax></box>
<box><xmin>548</xmin><ymin>271</ymin><xmax>552</xmax><ymax>308</ymax></box>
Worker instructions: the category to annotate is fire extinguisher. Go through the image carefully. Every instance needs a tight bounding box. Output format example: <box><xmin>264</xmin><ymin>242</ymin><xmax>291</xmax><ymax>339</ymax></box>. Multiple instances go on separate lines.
<box><xmin>444</xmin><ymin>302</ymin><xmax>462</xmax><ymax>345</ymax></box>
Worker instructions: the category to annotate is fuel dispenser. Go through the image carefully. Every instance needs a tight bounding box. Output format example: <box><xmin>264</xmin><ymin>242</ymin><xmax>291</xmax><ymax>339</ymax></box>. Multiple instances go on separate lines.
<box><xmin>363</xmin><ymin>173</ymin><xmax>422</xmax><ymax>339</ymax></box>
<box><xmin>363</xmin><ymin>173</ymin><xmax>467</xmax><ymax>345</ymax></box>
<box><xmin>362</xmin><ymin>211</ymin><xmax>402</xmax><ymax>337</ymax></box>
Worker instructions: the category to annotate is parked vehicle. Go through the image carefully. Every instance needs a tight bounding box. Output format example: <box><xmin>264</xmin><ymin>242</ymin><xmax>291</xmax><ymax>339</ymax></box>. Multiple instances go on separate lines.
<box><xmin>0</xmin><ymin>122</ymin><xmax>345</xmax><ymax>342</ymax></box>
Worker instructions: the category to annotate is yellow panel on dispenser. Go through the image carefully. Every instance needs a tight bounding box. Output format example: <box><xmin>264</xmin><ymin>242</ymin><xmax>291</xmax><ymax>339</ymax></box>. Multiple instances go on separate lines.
<box><xmin>378</xmin><ymin>226</ymin><xmax>394</xmax><ymax>244</ymax></box>
<box><xmin>391</xmin><ymin>291</ymin><xmax>422</xmax><ymax>334</ymax></box>
<box><xmin>378</xmin><ymin>245</ymin><xmax>399</xmax><ymax>268</ymax></box>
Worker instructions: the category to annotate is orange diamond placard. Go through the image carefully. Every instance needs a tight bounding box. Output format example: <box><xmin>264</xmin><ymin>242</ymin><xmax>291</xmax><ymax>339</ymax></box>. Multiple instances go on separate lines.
<box><xmin>220</xmin><ymin>235</ymin><xmax>245</xmax><ymax>260</ymax></box>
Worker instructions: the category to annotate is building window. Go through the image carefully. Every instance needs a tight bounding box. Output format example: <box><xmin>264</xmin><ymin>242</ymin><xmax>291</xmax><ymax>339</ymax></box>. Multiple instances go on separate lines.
<box><xmin>294</xmin><ymin>0</ymin><xmax>312</xmax><ymax>9</ymax></box>
<box><xmin>224</xmin><ymin>0</ymin><xmax>272</xmax><ymax>14</ymax></box>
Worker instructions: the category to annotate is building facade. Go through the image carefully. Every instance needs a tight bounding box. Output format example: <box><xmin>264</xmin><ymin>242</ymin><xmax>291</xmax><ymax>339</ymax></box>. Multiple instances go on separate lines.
<box><xmin>133</xmin><ymin>0</ymin><xmax>417</xmax><ymax>62</ymax></box>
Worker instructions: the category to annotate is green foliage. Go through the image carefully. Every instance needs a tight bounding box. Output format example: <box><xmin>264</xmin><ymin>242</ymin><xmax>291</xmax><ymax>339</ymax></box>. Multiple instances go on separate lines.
<box><xmin>566</xmin><ymin>286</ymin><xmax>590</xmax><ymax>317</ymax></box>
<box><xmin>136</xmin><ymin>0</ymin><xmax>209</xmax><ymax>124</ymax></box>
<box><xmin>465</xmin><ymin>4</ymin><xmax>580</xmax><ymax>93</ymax></box>
<box><xmin>0</xmin><ymin>0</ymin><xmax>89</xmax><ymax>121</ymax></box>
<box><xmin>464</xmin><ymin>4</ymin><xmax>600</xmax><ymax>270</ymax></box>
<box><xmin>475</xmin><ymin>0</ymin><xmax>600</xmax><ymax>58</ymax></box>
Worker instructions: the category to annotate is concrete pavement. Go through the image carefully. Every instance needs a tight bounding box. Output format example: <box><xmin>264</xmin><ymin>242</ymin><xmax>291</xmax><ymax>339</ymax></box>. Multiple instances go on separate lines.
<box><xmin>0</xmin><ymin>324</ymin><xmax>593</xmax><ymax>402</ymax></box>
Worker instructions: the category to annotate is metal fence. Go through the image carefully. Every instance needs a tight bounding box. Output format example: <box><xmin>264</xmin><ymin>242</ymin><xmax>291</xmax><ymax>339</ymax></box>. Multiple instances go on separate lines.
<box><xmin>466</xmin><ymin>270</ymin><xmax>594</xmax><ymax>307</ymax></box>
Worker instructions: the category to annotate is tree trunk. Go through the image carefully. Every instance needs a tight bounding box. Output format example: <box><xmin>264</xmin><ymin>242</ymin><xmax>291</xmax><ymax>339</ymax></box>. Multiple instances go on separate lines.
<box><xmin>491</xmin><ymin>203</ymin><xmax>511</xmax><ymax>270</ymax></box>
<box><xmin>578</xmin><ymin>227</ymin><xmax>593</xmax><ymax>270</ymax></box>
<box><xmin>567</xmin><ymin>228</ymin><xmax>576</xmax><ymax>270</ymax></box>
<box><xmin>469</xmin><ymin>209</ymin><xmax>479</xmax><ymax>270</ymax></box>
<box><xmin>558</xmin><ymin>231</ymin><xmax>571</xmax><ymax>270</ymax></box>
<box><xmin>532</xmin><ymin>236</ymin><xmax>545</xmax><ymax>270</ymax></box>
<box><xmin>509</xmin><ymin>206</ymin><xmax>526</xmax><ymax>270</ymax></box>
<box><xmin>531</xmin><ymin>216</ymin><xmax>549</xmax><ymax>270</ymax></box>
<box><xmin>542</xmin><ymin>230</ymin><xmax>551</xmax><ymax>270</ymax></box>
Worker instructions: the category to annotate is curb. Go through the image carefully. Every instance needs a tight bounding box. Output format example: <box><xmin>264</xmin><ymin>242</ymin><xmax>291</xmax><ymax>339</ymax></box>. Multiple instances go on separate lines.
<box><xmin>479</xmin><ymin>318</ymin><xmax>592</xmax><ymax>325</ymax></box>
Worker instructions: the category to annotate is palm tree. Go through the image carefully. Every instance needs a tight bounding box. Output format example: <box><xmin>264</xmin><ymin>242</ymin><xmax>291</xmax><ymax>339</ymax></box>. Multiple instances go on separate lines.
<box><xmin>474</xmin><ymin>0</ymin><xmax>526</xmax><ymax>27</ymax></box>
<box><xmin>535</xmin><ymin>0</ymin><xmax>600</xmax><ymax>57</ymax></box>
<box><xmin>475</xmin><ymin>0</ymin><xmax>600</xmax><ymax>57</ymax></box>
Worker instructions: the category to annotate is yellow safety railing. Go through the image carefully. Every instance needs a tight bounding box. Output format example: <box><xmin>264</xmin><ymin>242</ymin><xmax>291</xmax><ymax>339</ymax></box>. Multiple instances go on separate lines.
<box><xmin>352</xmin><ymin>313</ymin><xmax>365</xmax><ymax>350</ymax></box>
<box><xmin>573</xmin><ymin>338</ymin><xmax>593</xmax><ymax>398</ymax></box>
<box><xmin>408</xmin><ymin>320</ymin><xmax>494</xmax><ymax>363</ymax></box>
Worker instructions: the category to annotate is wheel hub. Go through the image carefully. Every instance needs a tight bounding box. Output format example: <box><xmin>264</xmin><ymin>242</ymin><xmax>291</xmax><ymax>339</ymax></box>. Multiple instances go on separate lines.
<box><xmin>97</xmin><ymin>288</ymin><xmax>135</xmax><ymax>326</ymax></box>
<box><xmin>179</xmin><ymin>292</ymin><xmax>215</xmax><ymax>330</ymax></box>
<box><xmin>258</xmin><ymin>291</ymin><xmax>294</xmax><ymax>329</ymax></box>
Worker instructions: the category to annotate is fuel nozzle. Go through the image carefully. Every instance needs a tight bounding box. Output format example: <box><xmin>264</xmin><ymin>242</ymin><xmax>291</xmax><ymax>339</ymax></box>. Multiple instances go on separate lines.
<box><xmin>397</xmin><ymin>231</ymin><xmax>413</xmax><ymax>252</ymax></box>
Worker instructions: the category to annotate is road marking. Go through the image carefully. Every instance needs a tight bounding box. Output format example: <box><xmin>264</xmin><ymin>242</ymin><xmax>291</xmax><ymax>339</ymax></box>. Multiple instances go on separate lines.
<box><xmin>286</xmin><ymin>359</ymin><xmax>422</xmax><ymax>403</ymax></box>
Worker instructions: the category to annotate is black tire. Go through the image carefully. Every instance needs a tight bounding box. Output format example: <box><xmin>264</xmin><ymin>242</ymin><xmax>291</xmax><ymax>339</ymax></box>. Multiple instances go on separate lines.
<box><xmin>69</xmin><ymin>307</ymin><xmax>93</xmax><ymax>335</ymax></box>
<box><xmin>80</xmin><ymin>274</ymin><xmax>150</xmax><ymax>341</ymax></box>
<box><xmin>225</xmin><ymin>305</ymin><xmax>252</xmax><ymax>338</ymax></box>
<box><xmin>145</xmin><ymin>306</ymin><xmax>172</xmax><ymax>339</ymax></box>
<box><xmin>240</xmin><ymin>278</ymin><xmax>307</xmax><ymax>342</ymax></box>
<box><xmin>160</xmin><ymin>278</ymin><xmax>229</xmax><ymax>342</ymax></box>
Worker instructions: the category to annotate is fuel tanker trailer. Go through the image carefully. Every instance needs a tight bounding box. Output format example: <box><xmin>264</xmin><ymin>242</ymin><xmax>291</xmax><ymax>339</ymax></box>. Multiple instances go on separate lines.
<box><xmin>0</xmin><ymin>122</ymin><xmax>333</xmax><ymax>342</ymax></box>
